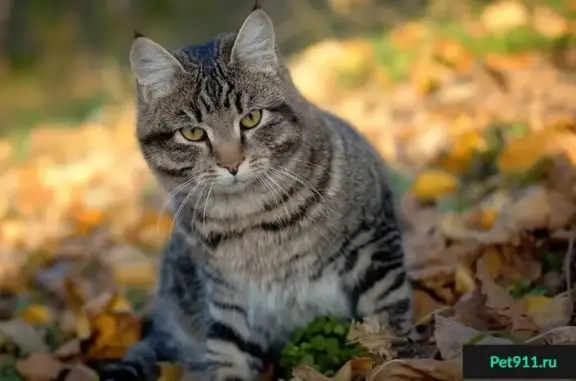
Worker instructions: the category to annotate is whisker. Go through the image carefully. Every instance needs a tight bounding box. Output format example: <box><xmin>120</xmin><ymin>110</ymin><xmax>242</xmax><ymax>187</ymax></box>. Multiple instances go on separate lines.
<box><xmin>156</xmin><ymin>177</ymin><xmax>197</xmax><ymax>233</ymax></box>
<box><xmin>167</xmin><ymin>181</ymin><xmax>201</xmax><ymax>256</ymax></box>
<box><xmin>261</xmin><ymin>171</ymin><xmax>291</xmax><ymax>223</ymax></box>
<box><xmin>202</xmin><ymin>184</ymin><xmax>215</xmax><ymax>222</ymax></box>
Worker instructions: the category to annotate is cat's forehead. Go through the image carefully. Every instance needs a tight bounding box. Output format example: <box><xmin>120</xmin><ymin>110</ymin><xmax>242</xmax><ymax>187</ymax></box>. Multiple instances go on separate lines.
<box><xmin>177</xmin><ymin>33</ymin><xmax>235</xmax><ymax>66</ymax></box>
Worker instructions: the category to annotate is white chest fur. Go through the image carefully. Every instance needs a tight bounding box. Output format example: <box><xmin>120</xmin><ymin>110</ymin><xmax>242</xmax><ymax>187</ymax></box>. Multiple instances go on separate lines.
<box><xmin>244</xmin><ymin>272</ymin><xmax>351</xmax><ymax>340</ymax></box>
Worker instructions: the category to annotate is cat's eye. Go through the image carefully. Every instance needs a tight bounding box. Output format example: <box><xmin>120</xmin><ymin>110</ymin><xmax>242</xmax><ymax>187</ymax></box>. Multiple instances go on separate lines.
<box><xmin>240</xmin><ymin>110</ymin><xmax>263</xmax><ymax>129</ymax></box>
<box><xmin>179</xmin><ymin>126</ymin><xmax>206</xmax><ymax>142</ymax></box>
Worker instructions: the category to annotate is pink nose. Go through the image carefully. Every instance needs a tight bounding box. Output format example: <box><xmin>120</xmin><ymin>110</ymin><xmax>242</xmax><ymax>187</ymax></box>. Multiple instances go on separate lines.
<box><xmin>217</xmin><ymin>159</ymin><xmax>243</xmax><ymax>175</ymax></box>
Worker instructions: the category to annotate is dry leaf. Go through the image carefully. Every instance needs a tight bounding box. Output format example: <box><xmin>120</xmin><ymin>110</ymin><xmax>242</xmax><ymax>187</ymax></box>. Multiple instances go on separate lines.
<box><xmin>506</xmin><ymin>186</ymin><xmax>575</xmax><ymax>231</ymax></box>
<box><xmin>347</xmin><ymin>316</ymin><xmax>394</xmax><ymax>359</ymax></box>
<box><xmin>410</xmin><ymin>171</ymin><xmax>458</xmax><ymax>200</ymax></box>
<box><xmin>16</xmin><ymin>352</ymin><xmax>64</xmax><ymax>381</ymax></box>
<box><xmin>368</xmin><ymin>359</ymin><xmax>462</xmax><ymax>381</ymax></box>
<box><xmin>63</xmin><ymin>364</ymin><xmax>99</xmax><ymax>381</ymax></box>
<box><xmin>54</xmin><ymin>339</ymin><xmax>82</xmax><ymax>359</ymax></box>
<box><xmin>159</xmin><ymin>363</ymin><xmax>184</xmax><ymax>381</ymax></box>
<box><xmin>291</xmin><ymin>365</ymin><xmax>332</xmax><ymax>381</ymax></box>
<box><xmin>434</xmin><ymin>315</ymin><xmax>512</xmax><ymax>361</ymax></box>
<box><xmin>532</xmin><ymin>5</ymin><xmax>569</xmax><ymax>38</ymax></box>
<box><xmin>0</xmin><ymin>319</ymin><xmax>49</xmax><ymax>353</ymax></box>
<box><xmin>520</xmin><ymin>292</ymin><xmax>572</xmax><ymax>332</ymax></box>
<box><xmin>476</xmin><ymin>259</ymin><xmax>539</xmax><ymax>332</ymax></box>
<box><xmin>84</xmin><ymin>312</ymin><xmax>141</xmax><ymax>359</ymax></box>
<box><xmin>526</xmin><ymin>326</ymin><xmax>576</xmax><ymax>345</ymax></box>
<box><xmin>20</xmin><ymin>304</ymin><xmax>54</xmax><ymax>325</ymax></box>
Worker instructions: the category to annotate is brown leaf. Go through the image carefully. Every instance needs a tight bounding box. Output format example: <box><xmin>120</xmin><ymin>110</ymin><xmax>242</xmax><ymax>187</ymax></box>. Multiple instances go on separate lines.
<box><xmin>497</xmin><ymin>186</ymin><xmax>576</xmax><ymax>232</ymax></box>
<box><xmin>451</xmin><ymin>291</ymin><xmax>489</xmax><ymax>330</ymax></box>
<box><xmin>16</xmin><ymin>352</ymin><xmax>64</xmax><ymax>381</ymax></box>
<box><xmin>476</xmin><ymin>258</ymin><xmax>539</xmax><ymax>332</ymax></box>
<box><xmin>368</xmin><ymin>359</ymin><xmax>462</xmax><ymax>381</ymax></box>
<box><xmin>434</xmin><ymin>315</ymin><xmax>512</xmax><ymax>361</ymax></box>
<box><xmin>54</xmin><ymin>339</ymin><xmax>82</xmax><ymax>359</ymax></box>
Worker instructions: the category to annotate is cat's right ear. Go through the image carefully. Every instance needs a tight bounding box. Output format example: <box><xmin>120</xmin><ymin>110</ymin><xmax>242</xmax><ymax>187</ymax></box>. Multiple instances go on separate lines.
<box><xmin>130</xmin><ymin>37</ymin><xmax>185</xmax><ymax>103</ymax></box>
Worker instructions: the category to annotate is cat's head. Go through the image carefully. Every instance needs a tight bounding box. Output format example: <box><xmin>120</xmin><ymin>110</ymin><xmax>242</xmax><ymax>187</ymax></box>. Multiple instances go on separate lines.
<box><xmin>130</xmin><ymin>8</ymin><xmax>306</xmax><ymax>195</ymax></box>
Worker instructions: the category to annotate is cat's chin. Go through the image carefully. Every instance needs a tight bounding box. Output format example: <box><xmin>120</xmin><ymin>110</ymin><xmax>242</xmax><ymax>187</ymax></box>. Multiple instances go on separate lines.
<box><xmin>213</xmin><ymin>177</ymin><xmax>254</xmax><ymax>194</ymax></box>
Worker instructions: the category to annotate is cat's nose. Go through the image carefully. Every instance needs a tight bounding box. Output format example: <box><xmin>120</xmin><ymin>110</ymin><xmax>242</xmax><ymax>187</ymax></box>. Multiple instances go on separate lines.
<box><xmin>217</xmin><ymin>158</ymin><xmax>244</xmax><ymax>176</ymax></box>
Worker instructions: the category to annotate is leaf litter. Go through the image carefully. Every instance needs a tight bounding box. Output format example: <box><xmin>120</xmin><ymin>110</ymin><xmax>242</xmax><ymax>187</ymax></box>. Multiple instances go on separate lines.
<box><xmin>3</xmin><ymin>2</ymin><xmax>576</xmax><ymax>380</ymax></box>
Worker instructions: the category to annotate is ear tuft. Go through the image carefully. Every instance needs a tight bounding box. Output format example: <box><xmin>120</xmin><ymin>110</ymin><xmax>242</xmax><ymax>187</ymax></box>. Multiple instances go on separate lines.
<box><xmin>133</xmin><ymin>30</ymin><xmax>145</xmax><ymax>40</ymax></box>
<box><xmin>129</xmin><ymin>37</ymin><xmax>184</xmax><ymax>103</ymax></box>
<box><xmin>230</xmin><ymin>9</ymin><xmax>277</xmax><ymax>74</ymax></box>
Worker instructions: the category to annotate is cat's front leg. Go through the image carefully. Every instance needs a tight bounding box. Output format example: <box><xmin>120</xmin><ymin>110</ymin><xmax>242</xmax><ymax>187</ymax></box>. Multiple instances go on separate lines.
<box><xmin>203</xmin><ymin>288</ymin><xmax>265</xmax><ymax>381</ymax></box>
<box><xmin>350</xmin><ymin>247</ymin><xmax>414</xmax><ymax>338</ymax></box>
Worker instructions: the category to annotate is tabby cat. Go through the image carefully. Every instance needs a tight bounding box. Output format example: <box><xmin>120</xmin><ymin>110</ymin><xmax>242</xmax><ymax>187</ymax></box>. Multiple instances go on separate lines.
<box><xmin>101</xmin><ymin>6</ymin><xmax>414</xmax><ymax>381</ymax></box>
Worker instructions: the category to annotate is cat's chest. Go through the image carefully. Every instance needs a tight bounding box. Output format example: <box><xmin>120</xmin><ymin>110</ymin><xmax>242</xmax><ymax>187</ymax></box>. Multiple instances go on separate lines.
<box><xmin>243</xmin><ymin>273</ymin><xmax>352</xmax><ymax>339</ymax></box>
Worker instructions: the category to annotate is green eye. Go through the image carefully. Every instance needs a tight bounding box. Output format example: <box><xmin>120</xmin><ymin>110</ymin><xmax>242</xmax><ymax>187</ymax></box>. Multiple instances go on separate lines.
<box><xmin>179</xmin><ymin>126</ymin><xmax>206</xmax><ymax>142</ymax></box>
<box><xmin>240</xmin><ymin>109</ymin><xmax>263</xmax><ymax>129</ymax></box>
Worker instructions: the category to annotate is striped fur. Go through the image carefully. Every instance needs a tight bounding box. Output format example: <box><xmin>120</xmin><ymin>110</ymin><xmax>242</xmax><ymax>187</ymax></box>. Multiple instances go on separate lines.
<box><xmin>102</xmin><ymin>8</ymin><xmax>413</xmax><ymax>381</ymax></box>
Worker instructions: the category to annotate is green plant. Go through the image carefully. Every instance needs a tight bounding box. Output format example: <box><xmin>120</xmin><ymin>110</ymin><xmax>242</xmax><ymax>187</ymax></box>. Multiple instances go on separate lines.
<box><xmin>279</xmin><ymin>316</ymin><xmax>371</xmax><ymax>378</ymax></box>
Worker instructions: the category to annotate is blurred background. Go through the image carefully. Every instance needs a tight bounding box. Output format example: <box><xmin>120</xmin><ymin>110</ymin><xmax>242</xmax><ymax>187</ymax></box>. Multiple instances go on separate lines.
<box><xmin>2</xmin><ymin>0</ymin><xmax>576</xmax><ymax>380</ymax></box>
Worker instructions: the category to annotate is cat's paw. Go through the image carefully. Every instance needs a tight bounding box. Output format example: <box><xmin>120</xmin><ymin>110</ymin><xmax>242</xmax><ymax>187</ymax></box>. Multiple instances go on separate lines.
<box><xmin>99</xmin><ymin>361</ymin><xmax>159</xmax><ymax>381</ymax></box>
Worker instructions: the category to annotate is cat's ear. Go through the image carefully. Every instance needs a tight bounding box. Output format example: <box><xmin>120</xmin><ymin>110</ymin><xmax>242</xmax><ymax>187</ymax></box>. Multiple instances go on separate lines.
<box><xmin>130</xmin><ymin>37</ymin><xmax>185</xmax><ymax>103</ymax></box>
<box><xmin>230</xmin><ymin>9</ymin><xmax>278</xmax><ymax>74</ymax></box>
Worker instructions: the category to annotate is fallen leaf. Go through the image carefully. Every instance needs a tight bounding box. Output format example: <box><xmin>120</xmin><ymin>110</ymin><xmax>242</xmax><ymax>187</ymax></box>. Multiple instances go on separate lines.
<box><xmin>520</xmin><ymin>292</ymin><xmax>571</xmax><ymax>332</ymax></box>
<box><xmin>368</xmin><ymin>358</ymin><xmax>462</xmax><ymax>381</ymax></box>
<box><xmin>291</xmin><ymin>365</ymin><xmax>332</xmax><ymax>381</ymax></box>
<box><xmin>112</xmin><ymin>261</ymin><xmax>157</xmax><ymax>288</ymax></box>
<box><xmin>63</xmin><ymin>364</ymin><xmax>99</xmax><ymax>381</ymax></box>
<box><xmin>476</xmin><ymin>259</ymin><xmax>539</xmax><ymax>332</ymax></box>
<box><xmin>159</xmin><ymin>363</ymin><xmax>184</xmax><ymax>381</ymax></box>
<box><xmin>54</xmin><ymin>339</ymin><xmax>82</xmax><ymax>359</ymax></box>
<box><xmin>454</xmin><ymin>266</ymin><xmax>475</xmax><ymax>295</ymax></box>
<box><xmin>84</xmin><ymin>312</ymin><xmax>141</xmax><ymax>359</ymax></box>
<box><xmin>434</xmin><ymin>315</ymin><xmax>512</xmax><ymax>361</ymax></box>
<box><xmin>497</xmin><ymin>186</ymin><xmax>576</xmax><ymax>232</ymax></box>
<box><xmin>480</xmin><ymin>0</ymin><xmax>529</xmax><ymax>33</ymax></box>
<box><xmin>451</xmin><ymin>290</ymin><xmax>489</xmax><ymax>330</ymax></box>
<box><xmin>347</xmin><ymin>316</ymin><xmax>394</xmax><ymax>359</ymax></box>
<box><xmin>532</xmin><ymin>5</ymin><xmax>569</xmax><ymax>39</ymax></box>
<box><xmin>0</xmin><ymin>319</ymin><xmax>49</xmax><ymax>353</ymax></box>
<box><xmin>410</xmin><ymin>171</ymin><xmax>458</xmax><ymax>200</ymax></box>
<box><xmin>526</xmin><ymin>326</ymin><xmax>576</xmax><ymax>345</ymax></box>
<box><xmin>19</xmin><ymin>304</ymin><xmax>54</xmax><ymax>325</ymax></box>
<box><xmin>15</xmin><ymin>352</ymin><xmax>63</xmax><ymax>381</ymax></box>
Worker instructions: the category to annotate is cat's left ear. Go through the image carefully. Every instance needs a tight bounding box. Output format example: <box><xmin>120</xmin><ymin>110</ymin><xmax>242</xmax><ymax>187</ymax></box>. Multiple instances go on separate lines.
<box><xmin>230</xmin><ymin>8</ymin><xmax>278</xmax><ymax>74</ymax></box>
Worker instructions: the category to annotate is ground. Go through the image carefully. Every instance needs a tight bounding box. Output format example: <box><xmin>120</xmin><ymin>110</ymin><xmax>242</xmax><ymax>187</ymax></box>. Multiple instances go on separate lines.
<box><xmin>1</xmin><ymin>1</ymin><xmax>576</xmax><ymax>380</ymax></box>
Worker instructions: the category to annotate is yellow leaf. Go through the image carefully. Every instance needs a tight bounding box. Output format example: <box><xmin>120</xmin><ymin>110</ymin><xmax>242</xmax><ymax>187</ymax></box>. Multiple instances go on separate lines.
<box><xmin>113</xmin><ymin>261</ymin><xmax>157</xmax><ymax>288</ymax></box>
<box><xmin>478</xmin><ymin>248</ymin><xmax>504</xmax><ymax>280</ymax></box>
<box><xmin>76</xmin><ymin>313</ymin><xmax>92</xmax><ymax>340</ymax></box>
<box><xmin>20</xmin><ymin>304</ymin><xmax>53</xmax><ymax>325</ymax></box>
<box><xmin>519</xmin><ymin>295</ymin><xmax>550</xmax><ymax>316</ymax></box>
<box><xmin>108</xmin><ymin>294</ymin><xmax>133</xmax><ymax>313</ymax></box>
<box><xmin>158</xmin><ymin>363</ymin><xmax>184</xmax><ymax>381</ymax></box>
<box><xmin>410</xmin><ymin>170</ymin><xmax>458</xmax><ymax>200</ymax></box>
<box><xmin>520</xmin><ymin>293</ymin><xmax>571</xmax><ymax>331</ymax></box>
<box><xmin>480</xmin><ymin>0</ymin><xmax>529</xmax><ymax>33</ymax></box>
<box><xmin>477</xmin><ymin>208</ymin><xmax>499</xmax><ymax>230</ymax></box>
<box><xmin>85</xmin><ymin>312</ymin><xmax>141</xmax><ymax>360</ymax></box>
<box><xmin>497</xmin><ymin>129</ymin><xmax>566</xmax><ymax>173</ymax></box>
<box><xmin>436</xmin><ymin>131</ymin><xmax>486</xmax><ymax>175</ymax></box>
<box><xmin>455</xmin><ymin>267</ymin><xmax>475</xmax><ymax>294</ymax></box>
